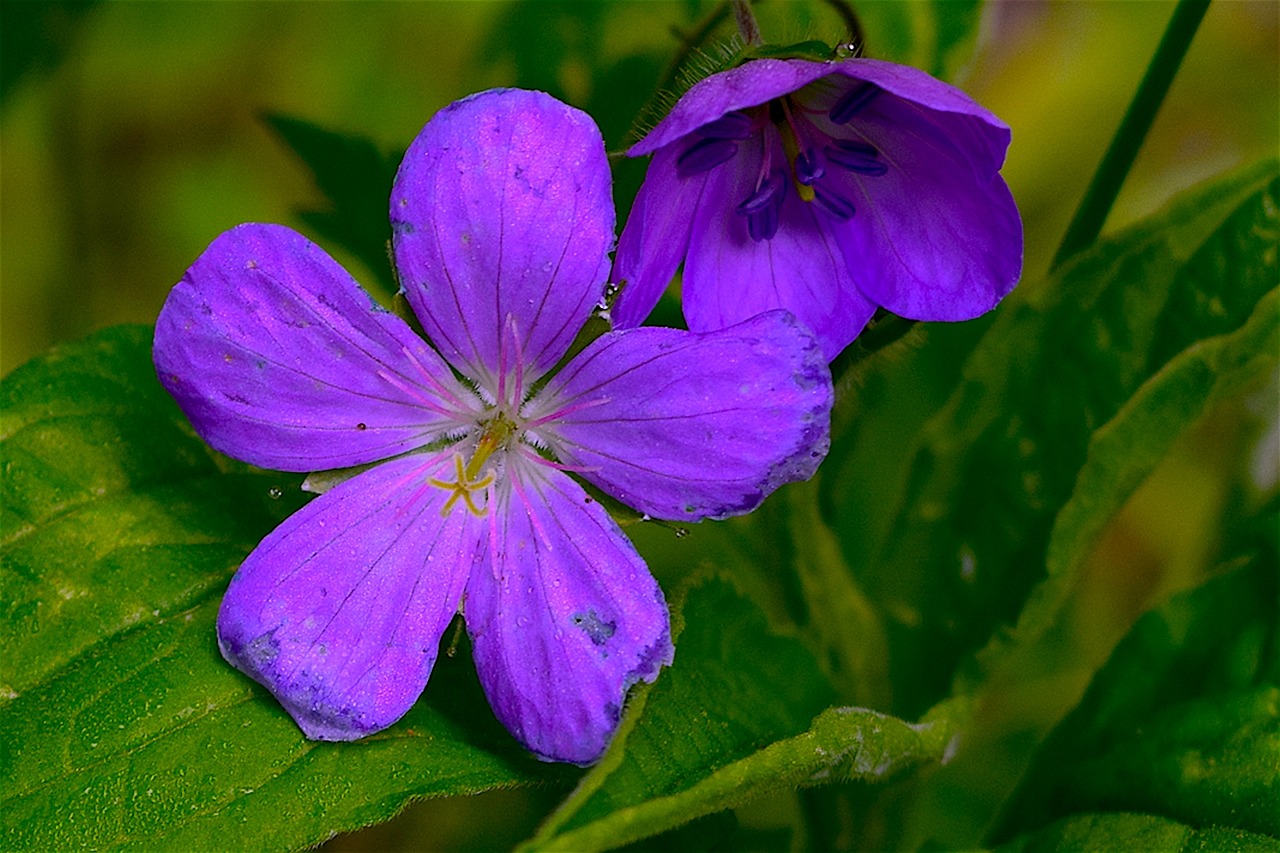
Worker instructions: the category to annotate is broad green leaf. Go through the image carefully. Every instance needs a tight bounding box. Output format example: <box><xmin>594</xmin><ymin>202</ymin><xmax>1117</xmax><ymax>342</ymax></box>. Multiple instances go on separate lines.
<box><xmin>996</xmin><ymin>812</ymin><xmax>1280</xmax><ymax>853</ymax></box>
<box><xmin>997</xmin><ymin>551</ymin><xmax>1280</xmax><ymax>841</ymax></box>
<box><xmin>982</xmin><ymin>285</ymin><xmax>1279</xmax><ymax>677</ymax></box>
<box><xmin>0</xmin><ymin>325</ymin><xmax>301</xmax><ymax>699</ymax></box>
<box><xmin>854</xmin><ymin>160</ymin><xmax>1279</xmax><ymax>717</ymax></box>
<box><xmin>521</xmin><ymin>578</ymin><xmax>949</xmax><ymax>852</ymax></box>
<box><xmin>262</xmin><ymin>113</ymin><xmax>401</xmax><ymax>297</ymax></box>
<box><xmin>0</xmin><ymin>327</ymin><xmax>561</xmax><ymax>851</ymax></box>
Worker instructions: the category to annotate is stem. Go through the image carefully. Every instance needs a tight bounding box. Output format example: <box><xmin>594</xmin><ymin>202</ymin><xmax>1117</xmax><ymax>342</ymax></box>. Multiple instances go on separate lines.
<box><xmin>821</xmin><ymin>0</ymin><xmax>866</xmax><ymax>51</ymax></box>
<box><xmin>1051</xmin><ymin>0</ymin><xmax>1211</xmax><ymax>269</ymax></box>
<box><xmin>731</xmin><ymin>0</ymin><xmax>763</xmax><ymax>46</ymax></box>
<box><xmin>829</xmin><ymin>313</ymin><xmax>919</xmax><ymax>388</ymax></box>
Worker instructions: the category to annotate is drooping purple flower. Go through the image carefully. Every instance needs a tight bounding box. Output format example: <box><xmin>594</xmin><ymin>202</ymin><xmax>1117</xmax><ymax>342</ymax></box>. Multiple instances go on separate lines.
<box><xmin>152</xmin><ymin>89</ymin><xmax>832</xmax><ymax>765</ymax></box>
<box><xmin>612</xmin><ymin>57</ymin><xmax>1024</xmax><ymax>361</ymax></box>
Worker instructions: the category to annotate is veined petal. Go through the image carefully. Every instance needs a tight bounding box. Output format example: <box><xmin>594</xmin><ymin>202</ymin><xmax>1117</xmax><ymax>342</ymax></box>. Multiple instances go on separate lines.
<box><xmin>217</xmin><ymin>453</ymin><xmax>481</xmax><ymax>741</ymax></box>
<box><xmin>682</xmin><ymin>146</ymin><xmax>877</xmax><ymax>361</ymax></box>
<box><xmin>611</xmin><ymin>143</ymin><xmax>710</xmax><ymax>330</ymax></box>
<box><xmin>818</xmin><ymin>92</ymin><xmax>1022</xmax><ymax>320</ymax></box>
<box><xmin>391</xmin><ymin>89</ymin><xmax>614</xmax><ymax>389</ymax></box>
<box><xmin>154</xmin><ymin>223</ymin><xmax>473</xmax><ymax>472</ymax></box>
<box><xmin>630</xmin><ymin>59</ymin><xmax>837</xmax><ymax>156</ymax></box>
<box><xmin>466</xmin><ymin>465</ymin><xmax>672</xmax><ymax>765</ymax></box>
<box><xmin>536</xmin><ymin>312</ymin><xmax>832</xmax><ymax>521</ymax></box>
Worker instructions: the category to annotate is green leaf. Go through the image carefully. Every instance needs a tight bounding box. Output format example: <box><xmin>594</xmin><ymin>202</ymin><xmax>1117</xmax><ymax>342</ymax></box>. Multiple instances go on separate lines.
<box><xmin>262</xmin><ymin>113</ymin><xmax>401</xmax><ymax>297</ymax></box>
<box><xmin>997</xmin><ymin>552</ymin><xmax>1280</xmax><ymax>841</ymax></box>
<box><xmin>521</xmin><ymin>578</ymin><xmax>949</xmax><ymax>852</ymax></box>
<box><xmin>855</xmin><ymin>160</ymin><xmax>1280</xmax><ymax>717</ymax></box>
<box><xmin>0</xmin><ymin>327</ymin><xmax>560</xmax><ymax>850</ymax></box>
<box><xmin>996</xmin><ymin>813</ymin><xmax>1280</xmax><ymax>853</ymax></box>
<box><xmin>982</xmin><ymin>284</ymin><xmax>1278</xmax><ymax>677</ymax></box>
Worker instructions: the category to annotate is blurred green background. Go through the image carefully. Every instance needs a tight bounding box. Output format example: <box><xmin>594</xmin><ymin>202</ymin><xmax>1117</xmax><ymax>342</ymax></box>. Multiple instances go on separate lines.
<box><xmin>2</xmin><ymin>1</ymin><xmax>1276</xmax><ymax>850</ymax></box>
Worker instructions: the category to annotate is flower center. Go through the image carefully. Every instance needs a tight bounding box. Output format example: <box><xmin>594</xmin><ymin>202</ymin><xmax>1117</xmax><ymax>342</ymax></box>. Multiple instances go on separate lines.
<box><xmin>675</xmin><ymin>81</ymin><xmax>888</xmax><ymax>241</ymax></box>
<box><xmin>429</xmin><ymin>411</ymin><xmax>519</xmax><ymax>518</ymax></box>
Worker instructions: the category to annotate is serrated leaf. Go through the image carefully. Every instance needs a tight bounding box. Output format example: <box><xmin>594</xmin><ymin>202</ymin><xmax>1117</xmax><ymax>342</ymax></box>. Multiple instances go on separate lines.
<box><xmin>996</xmin><ymin>812</ymin><xmax>1280</xmax><ymax>853</ymax></box>
<box><xmin>521</xmin><ymin>578</ymin><xmax>948</xmax><ymax>852</ymax></box>
<box><xmin>262</xmin><ymin>113</ymin><xmax>401</xmax><ymax>296</ymax></box>
<box><xmin>857</xmin><ymin>160</ymin><xmax>1279</xmax><ymax>717</ymax></box>
<box><xmin>0</xmin><ymin>327</ymin><xmax>560</xmax><ymax>850</ymax></box>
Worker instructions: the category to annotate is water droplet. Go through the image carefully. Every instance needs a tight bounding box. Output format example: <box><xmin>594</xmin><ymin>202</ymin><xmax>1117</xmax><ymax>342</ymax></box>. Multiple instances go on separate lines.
<box><xmin>268</xmin><ymin>487</ymin><xmax>283</xmax><ymax>499</ymax></box>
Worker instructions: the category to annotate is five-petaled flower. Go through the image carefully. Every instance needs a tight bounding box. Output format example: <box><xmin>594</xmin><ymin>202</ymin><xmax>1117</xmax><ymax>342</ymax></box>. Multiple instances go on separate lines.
<box><xmin>153</xmin><ymin>88</ymin><xmax>833</xmax><ymax>765</ymax></box>
<box><xmin>612</xmin><ymin>57</ymin><xmax>1023</xmax><ymax>361</ymax></box>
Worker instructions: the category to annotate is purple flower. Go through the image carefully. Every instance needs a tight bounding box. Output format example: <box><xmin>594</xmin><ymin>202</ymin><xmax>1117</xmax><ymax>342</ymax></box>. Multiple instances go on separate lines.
<box><xmin>153</xmin><ymin>89</ymin><xmax>832</xmax><ymax>765</ymax></box>
<box><xmin>612</xmin><ymin>57</ymin><xmax>1023</xmax><ymax>361</ymax></box>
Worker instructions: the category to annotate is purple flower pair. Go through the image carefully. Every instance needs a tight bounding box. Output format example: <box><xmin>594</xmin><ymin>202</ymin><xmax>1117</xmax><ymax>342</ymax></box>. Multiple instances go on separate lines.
<box><xmin>154</xmin><ymin>89</ymin><xmax>832</xmax><ymax>764</ymax></box>
<box><xmin>613</xmin><ymin>57</ymin><xmax>1023</xmax><ymax>360</ymax></box>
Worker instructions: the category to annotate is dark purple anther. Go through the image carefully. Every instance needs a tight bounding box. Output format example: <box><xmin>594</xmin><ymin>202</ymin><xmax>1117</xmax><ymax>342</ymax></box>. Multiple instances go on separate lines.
<box><xmin>826</xmin><ymin>141</ymin><xmax>888</xmax><ymax>176</ymax></box>
<box><xmin>677</xmin><ymin>137</ymin><xmax>739</xmax><ymax>178</ymax></box>
<box><xmin>829</xmin><ymin>82</ymin><xmax>880</xmax><ymax>124</ymax></box>
<box><xmin>812</xmin><ymin>185</ymin><xmax>856</xmax><ymax>221</ymax></box>
<box><xmin>736</xmin><ymin>168</ymin><xmax>787</xmax><ymax>216</ymax></box>
<box><xmin>794</xmin><ymin>148</ymin><xmax>824</xmax><ymax>185</ymax></box>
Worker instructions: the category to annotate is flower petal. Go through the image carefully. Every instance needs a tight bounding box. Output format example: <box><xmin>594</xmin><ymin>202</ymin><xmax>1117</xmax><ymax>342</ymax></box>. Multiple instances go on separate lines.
<box><xmin>466</xmin><ymin>466</ymin><xmax>672</xmax><ymax>765</ymax></box>
<box><xmin>680</xmin><ymin>137</ymin><xmax>877</xmax><ymax>360</ymax></box>
<box><xmin>535</xmin><ymin>311</ymin><xmax>832</xmax><ymax>521</ymax></box>
<box><xmin>154</xmin><ymin>223</ymin><xmax>474</xmax><ymax>472</ymax></box>
<box><xmin>611</xmin><ymin>143</ymin><xmax>707</xmax><ymax>330</ymax></box>
<box><xmin>217</xmin><ymin>452</ymin><xmax>481</xmax><ymax>741</ymax></box>
<box><xmin>391</xmin><ymin>89</ymin><xmax>614</xmax><ymax>389</ymax></box>
<box><xmin>629</xmin><ymin>59</ymin><xmax>836</xmax><ymax>156</ymax></box>
<box><xmin>817</xmin><ymin>64</ymin><xmax>1023</xmax><ymax>320</ymax></box>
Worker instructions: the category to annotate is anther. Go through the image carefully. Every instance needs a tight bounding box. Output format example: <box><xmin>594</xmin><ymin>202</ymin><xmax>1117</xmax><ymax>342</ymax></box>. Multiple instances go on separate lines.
<box><xmin>829</xmin><ymin>82</ymin><xmax>880</xmax><ymax>124</ymax></box>
<box><xmin>826</xmin><ymin>140</ymin><xmax>888</xmax><ymax>176</ymax></box>
<box><xmin>677</xmin><ymin>138</ymin><xmax>739</xmax><ymax>178</ymax></box>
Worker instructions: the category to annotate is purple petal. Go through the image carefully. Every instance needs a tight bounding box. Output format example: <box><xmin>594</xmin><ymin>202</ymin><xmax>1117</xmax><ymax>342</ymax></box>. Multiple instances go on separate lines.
<box><xmin>632</xmin><ymin>57</ymin><xmax>1010</xmax><ymax>159</ymax></box>
<box><xmin>682</xmin><ymin>153</ymin><xmax>877</xmax><ymax>361</ymax></box>
<box><xmin>465</xmin><ymin>466</ymin><xmax>672</xmax><ymax>765</ymax></box>
<box><xmin>391</xmin><ymin>89</ymin><xmax>614</xmax><ymax>390</ymax></box>
<box><xmin>217</xmin><ymin>452</ymin><xmax>481</xmax><ymax>740</ymax></box>
<box><xmin>817</xmin><ymin>94</ymin><xmax>1022</xmax><ymax>320</ymax></box>
<box><xmin>629</xmin><ymin>59</ymin><xmax>837</xmax><ymax>157</ymax></box>
<box><xmin>534</xmin><ymin>311</ymin><xmax>832</xmax><ymax>521</ymax></box>
<box><xmin>154</xmin><ymin>223</ymin><xmax>474</xmax><ymax>472</ymax></box>
<box><xmin>611</xmin><ymin>143</ymin><xmax>707</xmax><ymax>330</ymax></box>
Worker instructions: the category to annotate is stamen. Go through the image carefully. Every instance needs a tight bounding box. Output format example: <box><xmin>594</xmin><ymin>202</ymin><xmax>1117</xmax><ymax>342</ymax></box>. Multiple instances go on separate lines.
<box><xmin>695</xmin><ymin>111</ymin><xmax>754</xmax><ymax>140</ymax></box>
<box><xmin>401</xmin><ymin>346</ymin><xmax>474</xmax><ymax>412</ymax></box>
<box><xmin>736</xmin><ymin>168</ymin><xmax>786</xmax><ymax>242</ymax></box>
<box><xmin>794</xmin><ymin>148</ymin><xmax>824</xmax><ymax>185</ymax></box>
<box><xmin>377</xmin><ymin>369</ymin><xmax>461</xmax><ymax>420</ymax></box>
<box><xmin>825</xmin><ymin>140</ymin><xmax>888</xmax><ymax>176</ymax></box>
<box><xmin>523</xmin><ymin>394</ymin><xmax>613</xmax><ymax>429</ymax></box>
<box><xmin>736</xmin><ymin>168</ymin><xmax>786</xmax><ymax>215</ymax></box>
<box><xmin>509</xmin><ymin>470</ymin><xmax>555</xmax><ymax>552</ymax></box>
<box><xmin>829</xmin><ymin>82</ymin><xmax>880</xmax><ymax>124</ymax></box>
<box><xmin>775</xmin><ymin>98</ymin><xmax>817</xmax><ymax>202</ymax></box>
<box><xmin>676</xmin><ymin>138</ymin><xmax>739</xmax><ymax>178</ymax></box>
<box><xmin>812</xmin><ymin>185</ymin><xmax>857</xmax><ymax>221</ymax></box>
<box><xmin>515</xmin><ymin>444</ymin><xmax>601</xmax><ymax>474</ymax></box>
